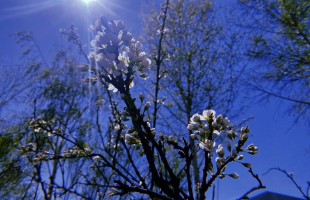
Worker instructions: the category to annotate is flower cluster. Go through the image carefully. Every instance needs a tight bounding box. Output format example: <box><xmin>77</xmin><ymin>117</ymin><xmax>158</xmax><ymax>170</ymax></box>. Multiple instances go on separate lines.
<box><xmin>19</xmin><ymin>144</ymin><xmax>51</xmax><ymax>165</ymax></box>
<box><xmin>124</xmin><ymin>121</ymin><xmax>156</xmax><ymax>149</ymax></box>
<box><xmin>33</xmin><ymin>151</ymin><xmax>50</xmax><ymax>165</ymax></box>
<box><xmin>125</xmin><ymin>132</ymin><xmax>141</xmax><ymax>147</ymax></box>
<box><xmin>187</xmin><ymin>109</ymin><xmax>258</xmax><ymax>175</ymax></box>
<box><xmin>187</xmin><ymin>110</ymin><xmax>231</xmax><ymax>152</ymax></box>
<box><xmin>86</xmin><ymin>17</ymin><xmax>151</xmax><ymax>91</ymax></box>
<box><xmin>29</xmin><ymin>118</ymin><xmax>62</xmax><ymax>137</ymax></box>
<box><xmin>19</xmin><ymin>143</ymin><xmax>37</xmax><ymax>157</ymax></box>
<box><xmin>63</xmin><ymin>147</ymin><xmax>92</xmax><ymax>158</ymax></box>
<box><xmin>29</xmin><ymin>118</ymin><xmax>48</xmax><ymax>133</ymax></box>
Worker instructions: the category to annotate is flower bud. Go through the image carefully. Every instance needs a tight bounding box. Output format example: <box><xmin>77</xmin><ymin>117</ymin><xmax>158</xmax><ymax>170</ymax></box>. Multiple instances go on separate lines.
<box><xmin>138</xmin><ymin>93</ymin><xmax>144</xmax><ymax>102</ymax></box>
<box><xmin>141</xmin><ymin>57</ymin><xmax>151</xmax><ymax>67</ymax></box>
<box><xmin>212</xmin><ymin>121</ymin><xmax>220</xmax><ymax>130</ymax></box>
<box><xmin>144</xmin><ymin>101</ymin><xmax>151</xmax><ymax>110</ymax></box>
<box><xmin>187</xmin><ymin>124</ymin><xmax>197</xmax><ymax>130</ymax></box>
<box><xmin>222</xmin><ymin>117</ymin><xmax>230</xmax><ymax>128</ymax></box>
<box><xmin>190</xmin><ymin>114</ymin><xmax>201</xmax><ymax>123</ymax></box>
<box><xmin>236</xmin><ymin>154</ymin><xmax>244</xmax><ymax>160</ymax></box>
<box><xmin>227</xmin><ymin>130</ymin><xmax>236</xmax><ymax>140</ymax></box>
<box><xmin>114</xmin><ymin>124</ymin><xmax>121</xmax><ymax>132</ymax></box>
<box><xmin>246</xmin><ymin>144</ymin><xmax>258</xmax><ymax>151</ymax></box>
<box><xmin>168</xmin><ymin>136</ymin><xmax>174</xmax><ymax>142</ymax></box>
<box><xmin>212</xmin><ymin>130</ymin><xmax>220</xmax><ymax>139</ymax></box>
<box><xmin>202</xmin><ymin>124</ymin><xmax>210</xmax><ymax>132</ymax></box>
<box><xmin>241</xmin><ymin>126</ymin><xmax>250</xmax><ymax>134</ymax></box>
<box><xmin>216</xmin><ymin>114</ymin><xmax>223</xmax><ymax>123</ymax></box>
<box><xmin>216</xmin><ymin>144</ymin><xmax>225</xmax><ymax>158</ymax></box>
<box><xmin>190</xmin><ymin>134</ymin><xmax>197</xmax><ymax>140</ymax></box>
<box><xmin>216</xmin><ymin>157</ymin><xmax>225</xmax><ymax>169</ymax></box>
<box><xmin>241</xmin><ymin>131</ymin><xmax>249</xmax><ymax>143</ymax></box>
<box><xmin>146</xmin><ymin>122</ymin><xmax>151</xmax><ymax>128</ymax></box>
<box><xmin>229</xmin><ymin>172</ymin><xmax>239</xmax><ymax>179</ymax></box>
<box><xmin>242</xmin><ymin>163</ymin><xmax>252</xmax><ymax>168</ymax></box>
<box><xmin>219</xmin><ymin>174</ymin><xmax>225</xmax><ymax>179</ymax></box>
<box><xmin>151</xmin><ymin>128</ymin><xmax>156</xmax><ymax>136</ymax></box>
<box><xmin>125</xmin><ymin>134</ymin><xmax>140</xmax><ymax>145</ymax></box>
<box><xmin>246</xmin><ymin>144</ymin><xmax>258</xmax><ymax>155</ymax></box>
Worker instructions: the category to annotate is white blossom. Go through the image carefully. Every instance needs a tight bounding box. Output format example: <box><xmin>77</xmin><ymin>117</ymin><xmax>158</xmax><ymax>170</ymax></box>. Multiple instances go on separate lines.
<box><xmin>187</xmin><ymin>124</ymin><xmax>197</xmax><ymax>131</ymax></box>
<box><xmin>86</xmin><ymin>17</ymin><xmax>151</xmax><ymax>90</ymax></box>
<box><xmin>199</xmin><ymin>139</ymin><xmax>215</xmax><ymax>151</ymax></box>
<box><xmin>216</xmin><ymin>144</ymin><xmax>225</xmax><ymax>158</ymax></box>
<box><xmin>202</xmin><ymin>124</ymin><xmax>210</xmax><ymax>132</ymax></box>
<box><xmin>186</xmin><ymin>109</ymin><xmax>258</xmax><ymax>179</ymax></box>
<box><xmin>190</xmin><ymin>113</ymin><xmax>201</xmax><ymax>123</ymax></box>
<box><xmin>202</xmin><ymin>109</ymin><xmax>216</xmax><ymax>121</ymax></box>
<box><xmin>212</xmin><ymin>130</ymin><xmax>221</xmax><ymax>139</ymax></box>
<box><xmin>114</xmin><ymin>124</ymin><xmax>121</xmax><ymax>132</ymax></box>
<box><xmin>222</xmin><ymin>117</ymin><xmax>230</xmax><ymax>127</ymax></box>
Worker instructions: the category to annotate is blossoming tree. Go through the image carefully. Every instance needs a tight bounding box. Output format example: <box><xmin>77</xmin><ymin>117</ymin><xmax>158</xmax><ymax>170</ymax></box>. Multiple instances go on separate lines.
<box><xmin>17</xmin><ymin>16</ymin><xmax>265</xmax><ymax>200</ymax></box>
<box><xmin>143</xmin><ymin>0</ymin><xmax>251</xmax><ymax>188</ymax></box>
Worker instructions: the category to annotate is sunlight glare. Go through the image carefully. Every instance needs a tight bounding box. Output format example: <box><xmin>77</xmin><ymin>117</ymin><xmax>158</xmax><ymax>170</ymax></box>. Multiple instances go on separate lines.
<box><xmin>81</xmin><ymin>0</ymin><xmax>97</xmax><ymax>5</ymax></box>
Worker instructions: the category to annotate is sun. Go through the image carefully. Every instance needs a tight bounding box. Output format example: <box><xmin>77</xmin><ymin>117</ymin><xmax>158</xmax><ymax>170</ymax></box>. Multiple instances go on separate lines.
<box><xmin>81</xmin><ymin>0</ymin><xmax>97</xmax><ymax>4</ymax></box>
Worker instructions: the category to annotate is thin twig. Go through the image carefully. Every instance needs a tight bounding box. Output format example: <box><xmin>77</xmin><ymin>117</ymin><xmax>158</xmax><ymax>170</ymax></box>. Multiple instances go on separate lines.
<box><xmin>264</xmin><ymin>167</ymin><xmax>310</xmax><ymax>200</ymax></box>
<box><xmin>238</xmin><ymin>166</ymin><xmax>266</xmax><ymax>199</ymax></box>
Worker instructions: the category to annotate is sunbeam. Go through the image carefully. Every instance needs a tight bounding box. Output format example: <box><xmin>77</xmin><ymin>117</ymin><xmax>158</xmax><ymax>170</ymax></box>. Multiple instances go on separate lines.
<box><xmin>0</xmin><ymin>1</ymin><xmax>58</xmax><ymax>20</ymax></box>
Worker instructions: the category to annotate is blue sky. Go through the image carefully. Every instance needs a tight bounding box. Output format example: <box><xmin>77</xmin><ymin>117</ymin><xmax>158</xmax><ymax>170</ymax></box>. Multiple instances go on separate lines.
<box><xmin>0</xmin><ymin>0</ymin><xmax>309</xmax><ymax>199</ymax></box>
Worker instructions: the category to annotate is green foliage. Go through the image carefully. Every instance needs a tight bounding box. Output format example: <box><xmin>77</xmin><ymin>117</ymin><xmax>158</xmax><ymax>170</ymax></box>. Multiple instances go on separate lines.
<box><xmin>279</xmin><ymin>0</ymin><xmax>310</xmax><ymax>43</ymax></box>
<box><xmin>0</xmin><ymin>131</ymin><xmax>24</xmax><ymax>198</ymax></box>
<box><xmin>241</xmin><ymin>0</ymin><xmax>310</xmax><ymax>122</ymax></box>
